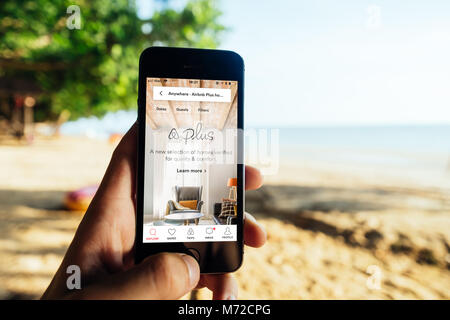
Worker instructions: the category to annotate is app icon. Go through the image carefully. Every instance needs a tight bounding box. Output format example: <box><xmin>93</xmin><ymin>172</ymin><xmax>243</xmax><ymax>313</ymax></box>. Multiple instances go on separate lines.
<box><xmin>206</xmin><ymin>227</ymin><xmax>214</xmax><ymax>234</ymax></box>
<box><xmin>224</xmin><ymin>227</ymin><xmax>231</xmax><ymax>235</ymax></box>
<box><xmin>187</xmin><ymin>228</ymin><xmax>194</xmax><ymax>235</ymax></box>
<box><xmin>149</xmin><ymin>228</ymin><xmax>156</xmax><ymax>236</ymax></box>
<box><xmin>168</xmin><ymin>228</ymin><xmax>176</xmax><ymax>235</ymax></box>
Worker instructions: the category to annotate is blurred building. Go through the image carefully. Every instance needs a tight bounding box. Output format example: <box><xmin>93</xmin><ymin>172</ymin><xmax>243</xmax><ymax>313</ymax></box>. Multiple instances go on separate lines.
<box><xmin>0</xmin><ymin>77</ymin><xmax>41</xmax><ymax>141</ymax></box>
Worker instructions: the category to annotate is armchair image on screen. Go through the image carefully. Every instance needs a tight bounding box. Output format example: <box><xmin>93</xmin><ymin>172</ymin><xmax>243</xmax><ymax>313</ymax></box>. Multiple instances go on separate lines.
<box><xmin>166</xmin><ymin>186</ymin><xmax>204</xmax><ymax>225</ymax></box>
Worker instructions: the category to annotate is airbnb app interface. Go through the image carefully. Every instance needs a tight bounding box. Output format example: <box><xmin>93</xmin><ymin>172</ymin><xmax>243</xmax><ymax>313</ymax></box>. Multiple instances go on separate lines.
<box><xmin>143</xmin><ymin>77</ymin><xmax>238</xmax><ymax>243</ymax></box>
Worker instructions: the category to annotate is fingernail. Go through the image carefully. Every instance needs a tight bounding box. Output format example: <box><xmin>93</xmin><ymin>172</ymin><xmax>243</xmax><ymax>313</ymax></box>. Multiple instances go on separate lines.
<box><xmin>260</xmin><ymin>223</ymin><xmax>267</xmax><ymax>239</ymax></box>
<box><xmin>180</xmin><ymin>254</ymin><xmax>200</xmax><ymax>288</ymax></box>
<box><xmin>227</xmin><ymin>294</ymin><xmax>236</xmax><ymax>300</ymax></box>
<box><xmin>246</xmin><ymin>213</ymin><xmax>267</xmax><ymax>237</ymax></box>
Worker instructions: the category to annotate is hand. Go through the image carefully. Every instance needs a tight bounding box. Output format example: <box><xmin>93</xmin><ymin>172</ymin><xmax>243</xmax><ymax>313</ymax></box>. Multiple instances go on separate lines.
<box><xmin>42</xmin><ymin>123</ymin><xmax>266</xmax><ymax>299</ymax></box>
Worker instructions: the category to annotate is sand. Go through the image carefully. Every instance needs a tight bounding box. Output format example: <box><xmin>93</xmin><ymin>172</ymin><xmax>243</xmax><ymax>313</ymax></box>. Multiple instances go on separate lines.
<box><xmin>0</xmin><ymin>135</ymin><xmax>449</xmax><ymax>299</ymax></box>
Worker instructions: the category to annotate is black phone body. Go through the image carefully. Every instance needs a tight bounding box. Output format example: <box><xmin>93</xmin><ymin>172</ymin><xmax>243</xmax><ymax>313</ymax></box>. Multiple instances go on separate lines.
<box><xmin>135</xmin><ymin>47</ymin><xmax>244</xmax><ymax>273</ymax></box>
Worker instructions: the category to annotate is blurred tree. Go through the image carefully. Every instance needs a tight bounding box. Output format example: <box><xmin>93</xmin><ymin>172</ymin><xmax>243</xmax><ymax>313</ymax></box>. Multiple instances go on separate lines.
<box><xmin>0</xmin><ymin>0</ymin><xmax>226</xmax><ymax>120</ymax></box>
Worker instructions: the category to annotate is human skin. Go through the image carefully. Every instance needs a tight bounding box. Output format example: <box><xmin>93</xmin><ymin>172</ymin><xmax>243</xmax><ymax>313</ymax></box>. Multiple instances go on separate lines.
<box><xmin>42</xmin><ymin>123</ymin><xmax>266</xmax><ymax>300</ymax></box>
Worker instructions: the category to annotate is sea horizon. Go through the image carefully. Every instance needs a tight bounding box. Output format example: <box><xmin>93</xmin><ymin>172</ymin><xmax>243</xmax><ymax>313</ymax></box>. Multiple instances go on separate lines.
<box><xmin>59</xmin><ymin>110</ymin><xmax>450</xmax><ymax>177</ymax></box>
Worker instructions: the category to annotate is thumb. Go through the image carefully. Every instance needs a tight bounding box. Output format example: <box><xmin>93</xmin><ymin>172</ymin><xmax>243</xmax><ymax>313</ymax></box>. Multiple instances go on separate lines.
<box><xmin>74</xmin><ymin>253</ymin><xmax>200</xmax><ymax>299</ymax></box>
<box><xmin>92</xmin><ymin>122</ymin><xmax>137</xmax><ymax>206</ymax></box>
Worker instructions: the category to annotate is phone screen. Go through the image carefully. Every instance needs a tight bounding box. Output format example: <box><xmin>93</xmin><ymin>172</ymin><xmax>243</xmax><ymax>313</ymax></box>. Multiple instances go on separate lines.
<box><xmin>142</xmin><ymin>77</ymin><xmax>238</xmax><ymax>244</ymax></box>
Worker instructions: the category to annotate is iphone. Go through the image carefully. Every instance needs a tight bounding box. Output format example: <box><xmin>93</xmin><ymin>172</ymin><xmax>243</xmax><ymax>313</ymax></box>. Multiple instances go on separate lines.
<box><xmin>134</xmin><ymin>47</ymin><xmax>244</xmax><ymax>273</ymax></box>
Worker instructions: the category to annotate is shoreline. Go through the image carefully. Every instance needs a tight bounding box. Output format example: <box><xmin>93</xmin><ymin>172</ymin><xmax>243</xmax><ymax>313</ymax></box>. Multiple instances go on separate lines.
<box><xmin>261</xmin><ymin>145</ymin><xmax>450</xmax><ymax>191</ymax></box>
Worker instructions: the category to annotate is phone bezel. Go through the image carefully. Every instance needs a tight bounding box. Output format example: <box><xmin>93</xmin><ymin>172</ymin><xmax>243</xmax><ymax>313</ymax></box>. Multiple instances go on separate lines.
<box><xmin>134</xmin><ymin>47</ymin><xmax>245</xmax><ymax>273</ymax></box>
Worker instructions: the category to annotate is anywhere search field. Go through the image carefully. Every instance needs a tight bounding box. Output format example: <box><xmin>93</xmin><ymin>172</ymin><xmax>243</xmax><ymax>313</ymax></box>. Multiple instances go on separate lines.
<box><xmin>153</xmin><ymin>86</ymin><xmax>231</xmax><ymax>103</ymax></box>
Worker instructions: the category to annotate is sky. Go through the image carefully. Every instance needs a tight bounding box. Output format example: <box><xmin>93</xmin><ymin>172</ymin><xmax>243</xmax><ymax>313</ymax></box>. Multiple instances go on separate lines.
<box><xmin>138</xmin><ymin>0</ymin><xmax>450</xmax><ymax>127</ymax></box>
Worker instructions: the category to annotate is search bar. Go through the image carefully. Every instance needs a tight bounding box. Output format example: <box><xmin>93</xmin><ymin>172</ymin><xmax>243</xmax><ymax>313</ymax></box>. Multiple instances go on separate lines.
<box><xmin>153</xmin><ymin>86</ymin><xmax>231</xmax><ymax>103</ymax></box>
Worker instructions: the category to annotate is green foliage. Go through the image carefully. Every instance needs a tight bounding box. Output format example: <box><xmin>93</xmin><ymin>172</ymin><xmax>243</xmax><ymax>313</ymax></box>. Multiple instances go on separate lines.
<box><xmin>0</xmin><ymin>0</ymin><xmax>226</xmax><ymax>120</ymax></box>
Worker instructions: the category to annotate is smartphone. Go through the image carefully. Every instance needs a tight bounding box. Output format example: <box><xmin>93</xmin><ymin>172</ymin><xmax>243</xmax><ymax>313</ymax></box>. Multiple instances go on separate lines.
<box><xmin>134</xmin><ymin>47</ymin><xmax>244</xmax><ymax>273</ymax></box>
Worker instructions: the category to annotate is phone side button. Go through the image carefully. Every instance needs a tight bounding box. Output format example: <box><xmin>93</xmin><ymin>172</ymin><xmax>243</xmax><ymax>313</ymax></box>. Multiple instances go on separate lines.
<box><xmin>186</xmin><ymin>248</ymin><xmax>200</xmax><ymax>263</ymax></box>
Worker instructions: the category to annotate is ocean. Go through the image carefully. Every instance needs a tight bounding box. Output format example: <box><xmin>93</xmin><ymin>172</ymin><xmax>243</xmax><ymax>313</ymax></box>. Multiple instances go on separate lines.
<box><xmin>279</xmin><ymin>125</ymin><xmax>450</xmax><ymax>154</ymax></box>
<box><xmin>60</xmin><ymin>111</ymin><xmax>450</xmax><ymax>185</ymax></box>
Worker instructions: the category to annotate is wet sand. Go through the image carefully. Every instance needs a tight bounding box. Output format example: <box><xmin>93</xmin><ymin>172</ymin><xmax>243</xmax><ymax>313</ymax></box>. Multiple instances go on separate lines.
<box><xmin>0</xmin><ymin>136</ymin><xmax>449</xmax><ymax>299</ymax></box>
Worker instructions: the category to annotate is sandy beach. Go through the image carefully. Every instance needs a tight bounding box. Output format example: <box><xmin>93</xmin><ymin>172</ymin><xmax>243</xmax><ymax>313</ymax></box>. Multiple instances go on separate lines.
<box><xmin>0</xmin><ymin>135</ymin><xmax>449</xmax><ymax>299</ymax></box>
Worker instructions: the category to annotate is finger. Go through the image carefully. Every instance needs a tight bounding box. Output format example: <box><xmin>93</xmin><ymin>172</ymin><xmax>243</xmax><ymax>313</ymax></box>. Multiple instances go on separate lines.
<box><xmin>197</xmin><ymin>274</ymin><xmax>238</xmax><ymax>300</ymax></box>
<box><xmin>244</xmin><ymin>212</ymin><xmax>266</xmax><ymax>248</ymax></box>
<box><xmin>74</xmin><ymin>123</ymin><xmax>137</xmax><ymax>269</ymax></box>
<box><xmin>93</xmin><ymin>122</ymin><xmax>137</xmax><ymax>205</ymax></box>
<box><xmin>73</xmin><ymin>253</ymin><xmax>200</xmax><ymax>300</ymax></box>
<box><xmin>245</xmin><ymin>165</ymin><xmax>263</xmax><ymax>190</ymax></box>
